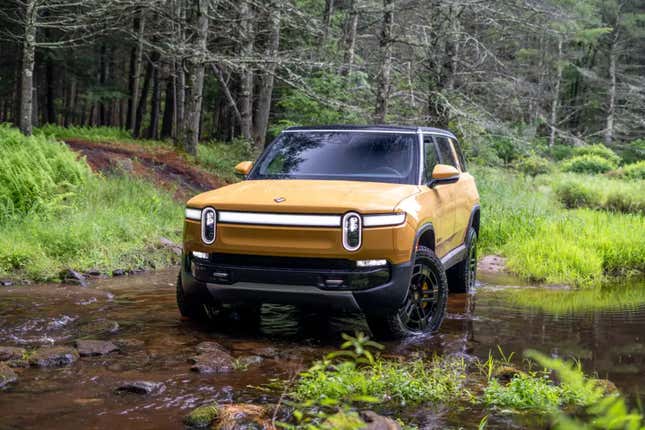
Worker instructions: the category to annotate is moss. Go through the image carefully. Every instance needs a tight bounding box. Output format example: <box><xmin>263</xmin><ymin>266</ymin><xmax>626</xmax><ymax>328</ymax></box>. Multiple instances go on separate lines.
<box><xmin>183</xmin><ymin>404</ymin><xmax>219</xmax><ymax>428</ymax></box>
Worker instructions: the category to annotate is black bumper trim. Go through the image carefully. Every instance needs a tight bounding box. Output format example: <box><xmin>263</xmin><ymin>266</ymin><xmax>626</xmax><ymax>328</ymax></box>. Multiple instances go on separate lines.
<box><xmin>180</xmin><ymin>256</ymin><xmax>413</xmax><ymax>314</ymax></box>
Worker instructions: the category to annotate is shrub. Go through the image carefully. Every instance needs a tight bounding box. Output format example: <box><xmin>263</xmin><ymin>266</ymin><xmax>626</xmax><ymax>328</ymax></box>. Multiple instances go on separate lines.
<box><xmin>617</xmin><ymin>160</ymin><xmax>645</xmax><ymax>180</ymax></box>
<box><xmin>553</xmin><ymin>182</ymin><xmax>602</xmax><ymax>209</ymax></box>
<box><xmin>0</xmin><ymin>125</ymin><xmax>91</xmax><ymax>220</ymax></box>
<box><xmin>572</xmin><ymin>144</ymin><xmax>621</xmax><ymax>165</ymax></box>
<box><xmin>515</xmin><ymin>154</ymin><xmax>552</xmax><ymax>176</ymax></box>
<box><xmin>561</xmin><ymin>155</ymin><xmax>616</xmax><ymax>174</ymax></box>
<box><xmin>546</xmin><ymin>144</ymin><xmax>574</xmax><ymax>161</ymax></box>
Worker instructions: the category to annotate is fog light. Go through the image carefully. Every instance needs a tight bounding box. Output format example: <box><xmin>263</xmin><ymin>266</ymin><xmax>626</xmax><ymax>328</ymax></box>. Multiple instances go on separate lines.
<box><xmin>192</xmin><ymin>251</ymin><xmax>209</xmax><ymax>260</ymax></box>
<box><xmin>356</xmin><ymin>259</ymin><xmax>387</xmax><ymax>267</ymax></box>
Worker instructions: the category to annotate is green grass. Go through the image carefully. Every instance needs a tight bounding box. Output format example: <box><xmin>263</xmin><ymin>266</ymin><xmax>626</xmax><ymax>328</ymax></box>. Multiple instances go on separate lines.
<box><xmin>37</xmin><ymin>124</ymin><xmax>135</xmax><ymax>143</ymax></box>
<box><xmin>549</xmin><ymin>173</ymin><xmax>644</xmax><ymax>214</ymax></box>
<box><xmin>295</xmin><ymin>355</ymin><xmax>467</xmax><ymax>406</ymax></box>
<box><xmin>197</xmin><ymin>139</ymin><xmax>257</xmax><ymax>182</ymax></box>
<box><xmin>0</xmin><ymin>125</ymin><xmax>182</xmax><ymax>281</ymax></box>
<box><xmin>476</xmin><ymin>167</ymin><xmax>645</xmax><ymax>287</ymax></box>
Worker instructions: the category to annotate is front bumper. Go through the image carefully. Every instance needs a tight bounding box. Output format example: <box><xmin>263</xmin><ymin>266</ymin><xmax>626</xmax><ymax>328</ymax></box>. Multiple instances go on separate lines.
<box><xmin>180</xmin><ymin>253</ymin><xmax>413</xmax><ymax>313</ymax></box>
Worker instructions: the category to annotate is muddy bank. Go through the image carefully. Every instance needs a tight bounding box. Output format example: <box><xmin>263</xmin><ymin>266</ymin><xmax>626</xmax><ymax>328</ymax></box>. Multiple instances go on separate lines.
<box><xmin>0</xmin><ymin>270</ymin><xmax>643</xmax><ymax>429</ymax></box>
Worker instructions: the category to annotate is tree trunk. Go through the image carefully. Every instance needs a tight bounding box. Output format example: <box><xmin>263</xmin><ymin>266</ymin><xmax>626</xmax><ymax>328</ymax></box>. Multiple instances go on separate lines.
<box><xmin>128</xmin><ymin>12</ymin><xmax>145</xmax><ymax>133</ymax></box>
<box><xmin>182</xmin><ymin>0</ymin><xmax>209</xmax><ymax>155</ymax></box>
<box><xmin>147</xmin><ymin>61</ymin><xmax>161</xmax><ymax>139</ymax></box>
<box><xmin>605</xmin><ymin>32</ymin><xmax>618</xmax><ymax>146</ymax></box>
<box><xmin>322</xmin><ymin>0</ymin><xmax>335</xmax><ymax>43</ymax></box>
<box><xmin>549</xmin><ymin>37</ymin><xmax>563</xmax><ymax>148</ymax></box>
<box><xmin>134</xmin><ymin>54</ymin><xmax>154</xmax><ymax>138</ymax></box>
<box><xmin>45</xmin><ymin>53</ymin><xmax>56</xmax><ymax>124</ymax></box>
<box><xmin>253</xmin><ymin>7</ymin><xmax>280</xmax><ymax>148</ymax></box>
<box><xmin>161</xmin><ymin>76</ymin><xmax>174</xmax><ymax>139</ymax></box>
<box><xmin>373</xmin><ymin>0</ymin><xmax>394</xmax><ymax>124</ymax></box>
<box><xmin>341</xmin><ymin>1</ymin><xmax>359</xmax><ymax>76</ymax></box>
<box><xmin>19</xmin><ymin>0</ymin><xmax>36</xmax><ymax>135</ymax></box>
<box><xmin>238</xmin><ymin>0</ymin><xmax>255</xmax><ymax>141</ymax></box>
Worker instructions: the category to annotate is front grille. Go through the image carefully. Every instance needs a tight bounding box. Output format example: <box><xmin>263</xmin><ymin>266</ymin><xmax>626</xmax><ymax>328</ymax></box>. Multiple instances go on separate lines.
<box><xmin>208</xmin><ymin>253</ymin><xmax>356</xmax><ymax>271</ymax></box>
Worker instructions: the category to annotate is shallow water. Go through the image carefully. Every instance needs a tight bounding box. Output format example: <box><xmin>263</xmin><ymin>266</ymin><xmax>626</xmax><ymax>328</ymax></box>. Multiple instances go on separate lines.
<box><xmin>0</xmin><ymin>269</ymin><xmax>643</xmax><ymax>429</ymax></box>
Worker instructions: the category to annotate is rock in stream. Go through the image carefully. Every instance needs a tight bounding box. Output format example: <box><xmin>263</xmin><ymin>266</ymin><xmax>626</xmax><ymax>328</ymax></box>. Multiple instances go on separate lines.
<box><xmin>75</xmin><ymin>340</ymin><xmax>119</xmax><ymax>356</ymax></box>
<box><xmin>0</xmin><ymin>363</ymin><xmax>18</xmax><ymax>388</ymax></box>
<box><xmin>29</xmin><ymin>346</ymin><xmax>79</xmax><ymax>367</ymax></box>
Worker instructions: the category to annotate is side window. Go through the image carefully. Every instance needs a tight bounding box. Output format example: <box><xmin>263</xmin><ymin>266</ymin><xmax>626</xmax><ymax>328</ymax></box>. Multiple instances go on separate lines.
<box><xmin>435</xmin><ymin>136</ymin><xmax>459</xmax><ymax>169</ymax></box>
<box><xmin>450</xmin><ymin>138</ymin><xmax>467</xmax><ymax>172</ymax></box>
<box><xmin>423</xmin><ymin>136</ymin><xmax>439</xmax><ymax>182</ymax></box>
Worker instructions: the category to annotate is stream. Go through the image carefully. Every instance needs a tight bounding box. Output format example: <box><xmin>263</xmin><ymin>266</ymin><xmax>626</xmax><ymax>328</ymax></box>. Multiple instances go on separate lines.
<box><xmin>0</xmin><ymin>269</ymin><xmax>643</xmax><ymax>429</ymax></box>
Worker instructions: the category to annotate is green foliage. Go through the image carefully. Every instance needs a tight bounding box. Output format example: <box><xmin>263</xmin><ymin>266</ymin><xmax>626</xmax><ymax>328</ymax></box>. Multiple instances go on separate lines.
<box><xmin>515</xmin><ymin>154</ymin><xmax>552</xmax><ymax>176</ymax></box>
<box><xmin>527</xmin><ymin>351</ymin><xmax>644</xmax><ymax>430</ymax></box>
<box><xmin>572</xmin><ymin>144</ymin><xmax>621</xmax><ymax>165</ymax></box>
<box><xmin>476</xmin><ymin>167</ymin><xmax>645</xmax><ymax>287</ymax></box>
<box><xmin>613</xmin><ymin>160</ymin><xmax>645</xmax><ymax>180</ymax></box>
<box><xmin>197</xmin><ymin>139</ymin><xmax>257</xmax><ymax>182</ymax></box>
<box><xmin>0</xmin><ymin>126</ymin><xmax>182</xmax><ymax>280</ymax></box>
<box><xmin>37</xmin><ymin>124</ymin><xmax>134</xmax><ymax>142</ymax></box>
<box><xmin>546</xmin><ymin>144</ymin><xmax>575</xmax><ymax>161</ymax></box>
<box><xmin>0</xmin><ymin>125</ymin><xmax>91</xmax><ymax>220</ymax></box>
<box><xmin>270</xmin><ymin>72</ymin><xmax>368</xmax><ymax>136</ymax></box>
<box><xmin>562</xmin><ymin>155</ymin><xmax>617</xmax><ymax>174</ymax></box>
<box><xmin>551</xmin><ymin>174</ymin><xmax>645</xmax><ymax>214</ymax></box>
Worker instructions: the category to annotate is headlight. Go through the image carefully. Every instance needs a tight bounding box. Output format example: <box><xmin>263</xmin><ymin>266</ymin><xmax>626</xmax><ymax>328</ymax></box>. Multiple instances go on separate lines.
<box><xmin>185</xmin><ymin>207</ymin><xmax>202</xmax><ymax>220</ymax></box>
<box><xmin>201</xmin><ymin>207</ymin><xmax>217</xmax><ymax>244</ymax></box>
<box><xmin>342</xmin><ymin>212</ymin><xmax>362</xmax><ymax>251</ymax></box>
<box><xmin>363</xmin><ymin>213</ymin><xmax>406</xmax><ymax>227</ymax></box>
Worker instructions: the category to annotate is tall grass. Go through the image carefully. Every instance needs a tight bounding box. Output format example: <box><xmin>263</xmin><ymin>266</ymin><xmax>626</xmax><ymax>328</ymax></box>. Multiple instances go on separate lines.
<box><xmin>475</xmin><ymin>167</ymin><xmax>645</xmax><ymax>287</ymax></box>
<box><xmin>37</xmin><ymin>124</ymin><xmax>135</xmax><ymax>142</ymax></box>
<box><xmin>0</xmin><ymin>125</ymin><xmax>182</xmax><ymax>280</ymax></box>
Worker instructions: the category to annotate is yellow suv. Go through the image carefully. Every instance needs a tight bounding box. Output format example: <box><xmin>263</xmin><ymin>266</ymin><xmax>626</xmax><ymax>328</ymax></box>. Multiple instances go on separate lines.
<box><xmin>178</xmin><ymin>126</ymin><xmax>480</xmax><ymax>338</ymax></box>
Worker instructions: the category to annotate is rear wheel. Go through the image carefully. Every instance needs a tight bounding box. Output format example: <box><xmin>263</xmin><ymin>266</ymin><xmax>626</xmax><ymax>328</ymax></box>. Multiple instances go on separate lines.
<box><xmin>447</xmin><ymin>228</ymin><xmax>477</xmax><ymax>293</ymax></box>
<box><xmin>366</xmin><ymin>246</ymin><xmax>448</xmax><ymax>339</ymax></box>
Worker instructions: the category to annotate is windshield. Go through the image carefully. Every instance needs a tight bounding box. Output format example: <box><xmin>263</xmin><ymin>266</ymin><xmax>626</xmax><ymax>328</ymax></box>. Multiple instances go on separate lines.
<box><xmin>249</xmin><ymin>131</ymin><xmax>419</xmax><ymax>184</ymax></box>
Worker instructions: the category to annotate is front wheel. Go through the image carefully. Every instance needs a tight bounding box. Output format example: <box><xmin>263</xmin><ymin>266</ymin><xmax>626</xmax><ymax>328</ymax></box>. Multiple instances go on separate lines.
<box><xmin>366</xmin><ymin>246</ymin><xmax>448</xmax><ymax>339</ymax></box>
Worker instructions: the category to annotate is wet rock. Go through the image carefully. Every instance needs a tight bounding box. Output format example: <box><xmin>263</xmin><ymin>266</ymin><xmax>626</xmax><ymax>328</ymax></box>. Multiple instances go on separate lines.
<box><xmin>494</xmin><ymin>365</ymin><xmax>524</xmax><ymax>383</ymax></box>
<box><xmin>361</xmin><ymin>411</ymin><xmax>401</xmax><ymax>430</ymax></box>
<box><xmin>0</xmin><ymin>279</ymin><xmax>13</xmax><ymax>287</ymax></box>
<box><xmin>594</xmin><ymin>378</ymin><xmax>618</xmax><ymax>394</ymax></box>
<box><xmin>238</xmin><ymin>355</ymin><xmax>264</xmax><ymax>368</ymax></box>
<box><xmin>115</xmin><ymin>380</ymin><xmax>165</xmax><ymax>395</ymax></box>
<box><xmin>60</xmin><ymin>269</ymin><xmax>88</xmax><ymax>287</ymax></box>
<box><xmin>75</xmin><ymin>340</ymin><xmax>119</xmax><ymax>356</ymax></box>
<box><xmin>190</xmin><ymin>342</ymin><xmax>236</xmax><ymax>373</ymax></box>
<box><xmin>4</xmin><ymin>359</ymin><xmax>29</xmax><ymax>369</ymax></box>
<box><xmin>231</xmin><ymin>342</ymin><xmax>279</xmax><ymax>359</ymax></box>
<box><xmin>78</xmin><ymin>319</ymin><xmax>120</xmax><ymax>336</ymax></box>
<box><xmin>29</xmin><ymin>346</ymin><xmax>79</xmax><ymax>367</ymax></box>
<box><xmin>0</xmin><ymin>363</ymin><xmax>17</xmax><ymax>388</ymax></box>
<box><xmin>159</xmin><ymin>237</ymin><xmax>182</xmax><ymax>256</ymax></box>
<box><xmin>0</xmin><ymin>346</ymin><xmax>26</xmax><ymax>361</ymax></box>
<box><xmin>113</xmin><ymin>338</ymin><xmax>145</xmax><ymax>349</ymax></box>
<box><xmin>112</xmin><ymin>269</ymin><xmax>126</xmax><ymax>277</ymax></box>
<box><xmin>215</xmin><ymin>404</ymin><xmax>273</xmax><ymax>430</ymax></box>
<box><xmin>86</xmin><ymin>269</ymin><xmax>102</xmax><ymax>277</ymax></box>
<box><xmin>183</xmin><ymin>404</ymin><xmax>219</xmax><ymax>428</ymax></box>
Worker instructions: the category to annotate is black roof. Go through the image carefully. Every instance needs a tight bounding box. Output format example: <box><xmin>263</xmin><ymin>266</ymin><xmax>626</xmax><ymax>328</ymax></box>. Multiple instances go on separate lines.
<box><xmin>284</xmin><ymin>124</ymin><xmax>456</xmax><ymax>139</ymax></box>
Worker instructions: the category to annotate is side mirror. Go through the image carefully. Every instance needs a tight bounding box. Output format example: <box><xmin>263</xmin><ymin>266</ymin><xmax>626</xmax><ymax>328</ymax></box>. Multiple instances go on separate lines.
<box><xmin>428</xmin><ymin>164</ymin><xmax>460</xmax><ymax>188</ymax></box>
<box><xmin>234</xmin><ymin>161</ymin><xmax>253</xmax><ymax>176</ymax></box>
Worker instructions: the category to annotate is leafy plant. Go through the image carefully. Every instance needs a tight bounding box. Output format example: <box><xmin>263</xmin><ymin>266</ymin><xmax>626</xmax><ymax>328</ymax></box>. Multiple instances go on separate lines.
<box><xmin>515</xmin><ymin>154</ymin><xmax>552</xmax><ymax>176</ymax></box>
<box><xmin>561</xmin><ymin>155</ymin><xmax>617</xmax><ymax>174</ymax></box>
<box><xmin>572</xmin><ymin>144</ymin><xmax>621</xmax><ymax>165</ymax></box>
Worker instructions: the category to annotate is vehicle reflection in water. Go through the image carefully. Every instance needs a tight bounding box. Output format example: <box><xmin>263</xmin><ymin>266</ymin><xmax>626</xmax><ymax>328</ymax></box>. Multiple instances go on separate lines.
<box><xmin>0</xmin><ymin>269</ymin><xmax>642</xmax><ymax>429</ymax></box>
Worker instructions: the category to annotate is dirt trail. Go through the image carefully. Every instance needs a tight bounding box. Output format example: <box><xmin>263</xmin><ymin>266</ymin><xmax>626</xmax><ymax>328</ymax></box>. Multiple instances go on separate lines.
<box><xmin>65</xmin><ymin>139</ymin><xmax>226</xmax><ymax>200</ymax></box>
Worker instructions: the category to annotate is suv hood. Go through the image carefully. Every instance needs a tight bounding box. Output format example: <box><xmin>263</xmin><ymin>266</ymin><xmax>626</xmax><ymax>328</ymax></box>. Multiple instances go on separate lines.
<box><xmin>187</xmin><ymin>180</ymin><xmax>421</xmax><ymax>214</ymax></box>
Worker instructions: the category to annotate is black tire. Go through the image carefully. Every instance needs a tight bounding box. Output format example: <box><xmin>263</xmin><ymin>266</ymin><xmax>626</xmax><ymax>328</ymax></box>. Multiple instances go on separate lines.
<box><xmin>176</xmin><ymin>271</ymin><xmax>209</xmax><ymax>321</ymax></box>
<box><xmin>366</xmin><ymin>246</ymin><xmax>448</xmax><ymax>339</ymax></box>
<box><xmin>447</xmin><ymin>228</ymin><xmax>477</xmax><ymax>293</ymax></box>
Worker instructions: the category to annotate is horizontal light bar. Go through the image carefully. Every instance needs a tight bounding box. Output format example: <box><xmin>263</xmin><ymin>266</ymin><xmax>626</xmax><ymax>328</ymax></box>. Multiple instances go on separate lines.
<box><xmin>218</xmin><ymin>211</ymin><xmax>341</xmax><ymax>227</ymax></box>
<box><xmin>192</xmin><ymin>251</ymin><xmax>209</xmax><ymax>259</ymax></box>
<box><xmin>363</xmin><ymin>213</ymin><xmax>406</xmax><ymax>227</ymax></box>
<box><xmin>356</xmin><ymin>259</ymin><xmax>387</xmax><ymax>267</ymax></box>
<box><xmin>185</xmin><ymin>208</ymin><xmax>202</xmax><ymax>220</ymax></box>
